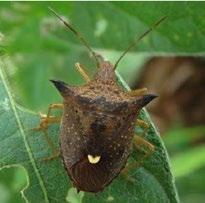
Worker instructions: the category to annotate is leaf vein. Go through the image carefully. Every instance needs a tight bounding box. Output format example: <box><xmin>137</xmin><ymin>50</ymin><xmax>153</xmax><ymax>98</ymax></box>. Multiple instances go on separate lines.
<box><xmin>0</xmin><ymin>65</ymin><xmax>50</xmax><ymax>203</ymax></box>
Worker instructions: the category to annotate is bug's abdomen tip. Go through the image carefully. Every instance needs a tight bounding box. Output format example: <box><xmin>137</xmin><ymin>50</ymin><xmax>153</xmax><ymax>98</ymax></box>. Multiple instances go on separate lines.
<box><xmin>70</xmin><ymin>158</ymin><xmax>109</xmax><ymax>193</ymax></box>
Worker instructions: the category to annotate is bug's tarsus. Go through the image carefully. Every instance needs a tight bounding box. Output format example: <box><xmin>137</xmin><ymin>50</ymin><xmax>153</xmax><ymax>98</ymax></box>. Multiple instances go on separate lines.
<box><xmin>48</xmin><ymin>7</ymin><xmax>99</xmax><ymax>67</ymax></box>
<box><xmin>114</xmin><ymin>16</ymin><xmax>168</xmax><ymax>70</ymax></box>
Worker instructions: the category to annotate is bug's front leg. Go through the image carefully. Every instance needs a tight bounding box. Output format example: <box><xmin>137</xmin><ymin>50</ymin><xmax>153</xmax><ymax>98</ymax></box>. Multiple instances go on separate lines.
<box><xmin>34</xmin><ymin>103</ymin><xmax>63</xmax><ymax>130</ymax></box>
<box><xmin>33</xmin><ymin>103</ymin><xmax>63</xmax><ymax>161</ymax></box>
<box><xmin>128</xmin><ymin>87</ymin><xmax>148</xmax><ymax>97</ymax></box>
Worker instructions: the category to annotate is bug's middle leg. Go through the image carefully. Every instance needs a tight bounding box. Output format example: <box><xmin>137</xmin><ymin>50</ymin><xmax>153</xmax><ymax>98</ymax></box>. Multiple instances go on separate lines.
<box><xmin>33</xmin><ymin>103</ymin><xmax>63</xmax><ymax>161</ymax></box>
<box><xmin>121</xmin><ymin>135</ymin><xmax>155</xmax><ymax>181</ymax></box>
<box><xmin>121</xmin><ymin>118</ymin><xmax>155</xmax><ymax>182</ymax></box>
<box><xmin>40</xmin><ymin>129</ymin><xmax>61</xmax><ymax>161</ymax></box>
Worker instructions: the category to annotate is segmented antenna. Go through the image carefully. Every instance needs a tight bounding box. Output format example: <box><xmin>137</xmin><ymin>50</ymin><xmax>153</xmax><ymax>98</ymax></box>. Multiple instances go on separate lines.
<box><xmin>114</xmin><ymin>16</ymin><xmax>167</xmax><ymax>70</ymax></box>
<box><xmin>48</xmin><ymin>7</ymin><xmax>99</xmax><ymax>67</ymax></box>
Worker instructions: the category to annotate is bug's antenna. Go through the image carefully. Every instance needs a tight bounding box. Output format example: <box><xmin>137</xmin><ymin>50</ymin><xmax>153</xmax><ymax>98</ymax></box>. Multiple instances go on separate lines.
<box><xmin>48</xmin><ymin>7</ymin><xmax>99</xmax><ymax>67</ymax></box>
<box><xmin>114</xmin><ymin>16</ymin><xmax>167</xmax><ymax>70</ymax></box>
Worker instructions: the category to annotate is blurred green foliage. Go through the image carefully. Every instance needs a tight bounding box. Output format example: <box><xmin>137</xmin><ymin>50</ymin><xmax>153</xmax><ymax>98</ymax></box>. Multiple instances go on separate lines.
<box><xmin>0</xmin><ymin>1</ymin><xmax>205</xmax><ymax>203</ymax></box>
<box><xmin>164</xmin><ymin>126</ymin><xmax>205</xmax><ymax>203</ymax></box>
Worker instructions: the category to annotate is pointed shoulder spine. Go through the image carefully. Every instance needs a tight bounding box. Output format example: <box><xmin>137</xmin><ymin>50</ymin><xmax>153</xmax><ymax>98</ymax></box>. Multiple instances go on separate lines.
<box><xmin>50</xmin><ymin>80</ymin><xmax>75</xmax><ymax>97</ymax></box>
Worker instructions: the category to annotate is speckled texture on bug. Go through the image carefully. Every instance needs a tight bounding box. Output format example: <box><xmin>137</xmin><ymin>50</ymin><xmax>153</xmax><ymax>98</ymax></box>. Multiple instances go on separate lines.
<box><xmin>52</xmin><ymin>60</ymin><xmax>156</xmax><ymax>193</ymax></box>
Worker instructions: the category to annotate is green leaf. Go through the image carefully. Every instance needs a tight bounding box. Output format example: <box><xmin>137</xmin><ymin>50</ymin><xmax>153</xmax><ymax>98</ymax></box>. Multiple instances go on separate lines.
<box><xmin>1</xmin><ymin>1</ymin><xmax>204</xmax><ymax>111</ymax></box>
<box><xmin>1</xmin><ymin>2</ymin><xmax>204</xmax><ymax>54</ymax></box>
<box><xmin>0</xmin><ymin>58</ymin><xmax>70</xmax><ymax>203</ymax></box>
<box><xmin>0</xmin><ymin>57</ymin><xmax>179</xmax><ymax>203</ymax></box>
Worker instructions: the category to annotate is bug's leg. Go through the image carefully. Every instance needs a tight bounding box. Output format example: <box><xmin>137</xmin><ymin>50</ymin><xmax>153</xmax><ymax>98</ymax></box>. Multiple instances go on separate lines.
<box><xmin>128</xmin><ymin>87</ymin><xmax>148</xmax><ymax>97</ymax></box>
<box><xmin>136</xmin><ymin>118</ymin><xmax>150</xmax><ymax>134</ymax></box>
<box><xmin>75</xmin><ymin>62</ymin><xmax>90</xmax><ymax>83</ymax></box>
<box><xmin>122</xmin><ymin>118</ymin><xmax>154</xmax><ymax>172</ymax></box>
<box><xmin>127</xmin><ymin>135</ymin><xmax>155</xmax><ymax>169</ymax></box>
<box><xmin>45</xmin><ymin>103</ymin><xmax>63</xmax><ymax>128</ymax></box>
<box><xmin>33</xmin><ymin>103</ymin><xmax>63</xmax><ymax>161</ymax></box>
<box><xmin>33</xmin><ymin>117</ymin><xmax>61</xmax><ymax>162</ymax></box>
<box><xmin>121</xmin><ymin>136</ymin><xmax>155</xmax><ymax>182</ymax></box>
<box><xmin>34</xmin><ymin>103</ymin><xmax>63</xmax><ymax>131</ymax></box>
<box><xmin>40</xmin><ymin>128</ymin><xmax>61</xmax><ymax>161</ymax></box>
<box><xmin>133</xmin><ymin>135</ymin><xmax>155</xmax><ymax>159</ymax></box>
<box><xmin>47</xmin><ymin>103</ymin><xmax>64</xmax><ymax>118</ymax></box>
<box><xmin>135</xmin><ymin>118</ymin><xmax>154</xmax><ymax>159</ymax></box>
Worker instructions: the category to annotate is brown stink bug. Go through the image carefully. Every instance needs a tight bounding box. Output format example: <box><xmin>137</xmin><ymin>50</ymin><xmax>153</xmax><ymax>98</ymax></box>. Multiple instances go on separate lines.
<box><xmin>36</xmin><ymin>8</ymin><xmax>167</xmax><ymax>193</ymax></box>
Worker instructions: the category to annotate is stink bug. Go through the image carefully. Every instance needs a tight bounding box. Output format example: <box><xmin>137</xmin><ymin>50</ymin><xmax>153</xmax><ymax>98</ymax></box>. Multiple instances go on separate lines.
<box><xmin>36</xmin><ymin>8</ymin><xmax>167</xmax><ymax>193</ymax></box>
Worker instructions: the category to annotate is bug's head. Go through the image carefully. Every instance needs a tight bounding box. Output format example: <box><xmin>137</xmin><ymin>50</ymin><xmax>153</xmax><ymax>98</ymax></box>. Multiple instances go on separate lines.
<box><xmin>93</xmin><ymin>59</ymin><xmax>116</xmax><ymax>83</ymax></box>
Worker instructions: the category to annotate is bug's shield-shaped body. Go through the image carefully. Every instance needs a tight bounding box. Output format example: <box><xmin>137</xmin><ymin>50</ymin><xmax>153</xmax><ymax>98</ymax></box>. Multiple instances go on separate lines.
<box><xmin>51</xmin><ymin>60</ymin><xmax>156</xmax><ymax>193</ymax></box>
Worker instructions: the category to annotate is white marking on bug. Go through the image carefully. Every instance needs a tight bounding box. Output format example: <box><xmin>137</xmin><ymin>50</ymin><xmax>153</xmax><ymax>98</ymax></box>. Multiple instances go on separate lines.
<box><xmin>0</xmin><ymin>98</ymin><xmax>10</xmax><ymax>111</ymax></box>
<box><xmin>94</xmin><ymin>18</ymin><xmax>108</xmax><ymax>37</ymax></box>
<box><xmin>87</xmin><ymin>154</ymin><xmax>101</xmax><ymax>164</ymax></box>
